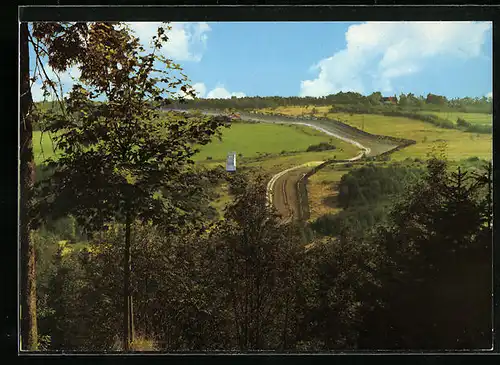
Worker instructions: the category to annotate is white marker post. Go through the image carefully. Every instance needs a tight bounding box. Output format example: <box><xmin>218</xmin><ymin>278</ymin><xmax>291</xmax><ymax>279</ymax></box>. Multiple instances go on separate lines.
<box><xmin>226</xmin><ymin>151</ymin><xmax>237</xmax><ymax>172</ymax></box>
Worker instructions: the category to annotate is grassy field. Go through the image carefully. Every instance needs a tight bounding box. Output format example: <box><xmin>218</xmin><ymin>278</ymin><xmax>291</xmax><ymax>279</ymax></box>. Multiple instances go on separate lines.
<box><xmin>193</xmin><ymin>122</ymin><xmax>352</xmax><ymax>162</ymax></box>
<box><xmin>34</xmin><ymin>122</ymin><xmax>360</xmax><ymax>165</ymax></box>
<box><xmin>306</xmin><ymin>156</ymin><xmax>490</xmax><ymax>224</ymax></box>
<box><xmin>210</xmin><ymin>182</ymin><xmax>231</xmax><ymax>217</ymax></box>
<box><xmin>421</xmin><ymin>111</ymin><xmax>492</xmax><ymax>126</ymax></box>
<box><xmin>33</xmin><ymin>131</ymin><xmax>60</xmax><ymax>165</ymax></box>
<box><xmin>259</xmin><ymin>105</ymin><xmax>493</xmax><ymax>127</ymax></box>
<box><xmin>33</xmin><ymin>120</ymin><xmax>362</xmax><ymax>219</ymax></box>
<box><xmin>307</xmin><ymin>164</ymin><xmax>353</xmax><ymax>221</ymax></box>
<box><xmin>259</xmin><ymin>106</ymin><xmax>492</xmax><ymax>161</ymax></box>
<box><xmin>198</xmin><ymin>147</ymin><xmax>359</xmax><ymax>178</ymax></box>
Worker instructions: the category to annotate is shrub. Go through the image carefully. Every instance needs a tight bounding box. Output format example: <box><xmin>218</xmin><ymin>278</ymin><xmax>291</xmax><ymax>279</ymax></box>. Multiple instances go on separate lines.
<box><xmin>307</xmin><ymin>142</ymin><xmax>337</xmax><ymax>152</ymax></box>
<box><xmin>456</xmin><ymin>117</ymin><xmax>471</xmax><ymax>128</ymax></box>
<box><xmin>206</xmin><ymin>156</ymin><xmax>213</xmax><ymax>160</ymax></box>
<box><xmin>465</xmin><ymin>124</ymin><xmax>492</xmax><ymax>134</ymax></box>
<box><xmin>111</xmin><ymin>334</ymin><xmax>159</xmax><ymax>352</ymax></box>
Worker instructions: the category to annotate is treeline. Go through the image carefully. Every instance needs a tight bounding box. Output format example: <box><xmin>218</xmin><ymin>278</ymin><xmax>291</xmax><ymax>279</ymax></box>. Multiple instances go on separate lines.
<box><xmin>168</xmin><ymin>91</ymin><xmax>492</xmax><ymax>114</ymax></box>
<box><xmin>34</xmin><ymin>157</ymin><xmax>492</xmax><ymax>351</ymax></box>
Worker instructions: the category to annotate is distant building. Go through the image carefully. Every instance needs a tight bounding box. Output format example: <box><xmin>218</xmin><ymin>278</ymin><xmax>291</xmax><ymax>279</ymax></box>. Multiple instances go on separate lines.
<box><xmin>382</xmin><ymin>96</ymin><xmax>398</xmax><ymax>104</ymax></box>
<box><xmin>226</xmin><ymin>151</ymin><xmax>237</xmax><ymax>172</ymax></box>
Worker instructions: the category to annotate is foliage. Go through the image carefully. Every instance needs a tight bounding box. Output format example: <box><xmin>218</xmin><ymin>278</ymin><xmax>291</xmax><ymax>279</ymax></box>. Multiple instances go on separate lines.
<box><xmin>33</xmin><ymin>22</ymin><xmax>231</xmax><ymax>352</ymax></box>
<box><xmin>311</xmin><ymin>163</ymin><xmax>423</xmax><ymax>237</ymax></box>
<box><xmin>34</xmin><ymin>157</ymin><xmax>492</xmax><ymax>351</ymax></box>
<box><xmin>456</xmin><ymin>117</ymin><xmax>471</xmax><ymax>128</ymax></box>
<box><xmin>337</xmin><ymin>163</ymin><xmax>423</xmax><ymax>209</ymax></box>
<box><xmin>310</xmin><ymin>204</ymin><xmax>389</xmax><ymax>238</ymax></box>
<box><xmin>306</xmin><ymin>142</ymin><xmax>336</xmax><ymax>152</ymax></box>
<box><xmin>167</xmin><ymin>91</ymin><xmax>492</xmax><ymax>115</ymax></box>
<box><xmin>35</xmin><ymin>22</ymin><xmax>229</xmax><ymax>232</ymax></box>
<box><xmin>360</xmin><ymin>157</ymin><xmax>492</xmax><ymax>349</ymax></box>
<box><xmin>299</xmin><ymin>233</ymin><xmax>385</xmax><ymax>349</ymax></box>
<box><xmin>206</xmin><ymin>176</ymin><xmax>305</xmax><ymax>350</ymax></box>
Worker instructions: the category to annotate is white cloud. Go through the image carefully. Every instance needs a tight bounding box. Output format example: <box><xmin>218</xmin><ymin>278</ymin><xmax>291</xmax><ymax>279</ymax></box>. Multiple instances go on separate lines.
<box><xmin>127</xmin><ymin>22</ymin><xmax>211</xmax><ymax>62</ymax></box>
<box><xmin>177</xmin><ymin>82</ymin><xmax>207</xmax><ymax>99</ymax></box>
<box><xmin>206</xmin><ymin>84</ymin><xmax>246</xmax><ymax>99</ymax></box>
<box><xmin>30</xmin><ymin>22</ymin><xmax>210</xmax><ymax>101</ymax></box>
<box><xmin>176</xmin><ymin>82</ymin><xmax>245</xmax><ymax>100</ymax></box>
<box><xmin>486</xmin><ymin>91</ymin><xmax>492</xmax><ymax>99</ymax></box>
<box><xmin>300</xmin><ymin>21</ymin><xmax>492</xmax><ymax>97</ymax></box>
<box><xmin>192</xmin><ymin>82</ymin><xmax>207</xmax><ymax>98</ymax></box>
<box><xmin>31</xmin><ymin>82</ymin><xmax>45</xmax><ymax>102</ymax></box>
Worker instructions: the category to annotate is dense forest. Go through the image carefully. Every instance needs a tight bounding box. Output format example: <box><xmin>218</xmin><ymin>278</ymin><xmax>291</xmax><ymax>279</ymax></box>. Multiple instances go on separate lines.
<box><xmin>33</xmin><ymin>157</ymin><xmax>492</xmax><ymax>350</ymax></box>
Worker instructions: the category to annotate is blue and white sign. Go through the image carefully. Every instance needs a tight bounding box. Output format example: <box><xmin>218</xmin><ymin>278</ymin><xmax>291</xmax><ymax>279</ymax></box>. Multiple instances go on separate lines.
<box><xmin>226</xmin><ymin>151</ymin><xmax>237</xmax><ymax>172</ymax></box>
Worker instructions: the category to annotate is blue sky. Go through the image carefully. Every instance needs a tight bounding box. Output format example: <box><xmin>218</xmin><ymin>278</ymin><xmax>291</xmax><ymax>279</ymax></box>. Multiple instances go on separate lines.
<box><xmin>30</xmin><ymin>21</ymin><xmax>493</xmax><ymax>101</ymax></box>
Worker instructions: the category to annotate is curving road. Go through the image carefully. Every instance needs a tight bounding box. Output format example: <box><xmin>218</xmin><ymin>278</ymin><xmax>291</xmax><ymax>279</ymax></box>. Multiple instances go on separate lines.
<box><xmin>164</xmin><ymin>108</ymin><xmax>402</xmax><ymax>221</ymax></box>
<box><xmin>267</xmin><ymin>150</ymin><xmax>367</xmax><ymax>222</ymax></box>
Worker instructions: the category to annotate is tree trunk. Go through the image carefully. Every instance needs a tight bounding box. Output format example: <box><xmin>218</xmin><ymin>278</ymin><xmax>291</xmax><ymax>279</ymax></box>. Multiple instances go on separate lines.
<box><xmin>19</xmin><ymin>22</ymin><xmax>38</xmax><ymax>351</ymax></box>
<box><xmin>123</xmin><ymin>204</ymin><xmax>134</xmax><ymax>351</ymax></box>
<box><xmin>487</xmin><ymin>162</ymin><xmax>492</xmax><ymax>230</ymax></box>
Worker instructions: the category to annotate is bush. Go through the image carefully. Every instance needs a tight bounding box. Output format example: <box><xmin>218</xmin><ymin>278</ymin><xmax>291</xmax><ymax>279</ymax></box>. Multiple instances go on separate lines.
<box><xmin>112</xmin><ymin>334</ymin><xmax>159</xmax><ymax>352</ymax></box>
<box><xmin>456</xmin><ymin>117</ymin><xmax>471</xmax><ymax>128</ymax></box>
<box><xmin>465</xmin><ymin>124</ymin><xmax>492</xmax><ymax>134</ymax></box>
<box><xmin>337</xmin><ymin>163</ymin><xmax>423</xmax><ymax>209</ymax></box>
<box><xmin>206</xmin><ymin>156</ymin><xmax>213</xmax><ymax>160</ymax></box>
<box><xmin>307</xmin><ymin>142</ymin><xmax>337</xmax><ymax>152</ymax></box>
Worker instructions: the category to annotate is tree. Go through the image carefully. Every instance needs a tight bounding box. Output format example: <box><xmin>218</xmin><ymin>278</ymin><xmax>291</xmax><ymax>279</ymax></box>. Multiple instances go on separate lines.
<box><xmin>20</xmin><ymin>21</ymin><xmax>92</xmax><ymax>351</ymax></box>
<box><xmin>367</xmin><ymin>92</ymin><xmax>382</xmax><ymax>106</ymax></box>
<box><xmin>426</xmin><ymin>93</ymin><xmax>447</xmax><ymax>105</ymax></box>
<box><xmin>35</xmin><ymin>22</ymin><xmax>230</xmax><ymax>351</ymax></box>
<box><xmin>206</xmin><ymin>176</ymin><xmax>304</xmax><ymax>350</ymax></box>
<box><xmin>20</xmin><ymin>22</ymin><xmax>39</xmax><ymax>351</ymax></box>
<box><xmin>362</xmin><ymin>157</ymin><xmax>492</xmax><ymax>349</ymax></box>
<box><xmin>456</xmin><ymin>117</ymin><xmax>471</xmax><ymax>128</ymax></box>
<box><xmin>398</xmin><ymin>93</ymin><xmax>408</xmax><ymax>107</ymax></box>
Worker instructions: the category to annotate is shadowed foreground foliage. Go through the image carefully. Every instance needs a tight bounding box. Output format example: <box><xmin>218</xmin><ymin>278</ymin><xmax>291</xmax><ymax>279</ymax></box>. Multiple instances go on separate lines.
<box><xmin>34</xmin><ymin>158</ymin><xmax>492</xmax><ymax>351</ymax></box>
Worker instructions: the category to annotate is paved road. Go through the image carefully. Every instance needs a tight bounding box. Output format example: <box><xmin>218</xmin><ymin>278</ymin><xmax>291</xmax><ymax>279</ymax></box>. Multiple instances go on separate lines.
<box><xmin>267</xmin><ymin>151</ymin><xmax>366</xmax><ymax>222</ymax></box>
<box><xmin>164</xmin><ymin>108</ymin><xmax>402</xmax><ymax>221</ymax></box>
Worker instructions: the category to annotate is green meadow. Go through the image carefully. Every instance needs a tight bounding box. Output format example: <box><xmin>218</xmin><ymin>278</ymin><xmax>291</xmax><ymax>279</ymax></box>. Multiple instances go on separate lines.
<box><xmin>258</xmin><ymin>106</ymin><xmax>492</xmax><ymax>161</ymax></box>
<box><xmin>193</xmin><ymin>122</ymin><xmax>355</xmax><ymax>162</ymax></box>
<box><xmin>324</xmin><ymin>112</ymin><xmax>492</xmax><ymax>161</ymax></box>
<box><xmin>33</xmin><ymin>131</ymin><xmax>60</xmax><ymax>165</ymax></box>
<box><xmin>33</xmin><ymin>121</ymin><xmax>361</xmax><ymax>169</ymax></box>
<box><xmin>421</xmin><ymin>111</ymin><xmax>492</xmax><ymax>126</ymax></box>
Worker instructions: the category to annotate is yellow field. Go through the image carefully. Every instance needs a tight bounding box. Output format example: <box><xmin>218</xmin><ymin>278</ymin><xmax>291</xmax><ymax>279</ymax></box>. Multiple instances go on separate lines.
<box><xmin>421</xmin><ymin>111</ymin><xmax>492</xmax><ymax>126</ymax></box>
<box><xmin>307</xmin><ymin>165</ymin><xmax>352</xmax><ymax>221</ymax></box>
<box><xmin>258</xmin><ymin>106</ymin><xmax>492</xmax><ymax>161</ymax></box>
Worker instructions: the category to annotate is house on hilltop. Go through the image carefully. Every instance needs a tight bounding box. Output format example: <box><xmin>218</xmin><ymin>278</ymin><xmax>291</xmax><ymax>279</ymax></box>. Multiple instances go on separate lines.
<box><xmin>381</xmin><ymin>96</ymin><xmax>398</xmax><ymax>105</ymax></box>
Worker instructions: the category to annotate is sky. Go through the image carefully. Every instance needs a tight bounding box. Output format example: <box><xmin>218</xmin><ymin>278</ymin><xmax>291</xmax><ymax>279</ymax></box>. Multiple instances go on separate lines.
<box><xmin>29</xmin><ymin>21</ymin><xmax>493</xmax><ymax>102</ymax></box>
